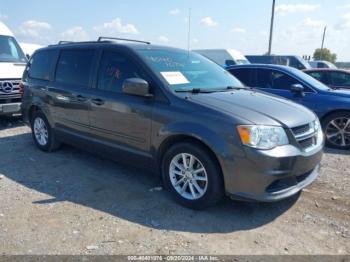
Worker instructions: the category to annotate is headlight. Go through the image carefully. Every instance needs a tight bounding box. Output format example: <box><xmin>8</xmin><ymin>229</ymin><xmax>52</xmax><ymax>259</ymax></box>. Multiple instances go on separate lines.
<box><xmin>315</xmin><ymin>119</ymin><xmax>324</xmax><ymax>143</ymax></box>
<box><xmin>237</xmin><ymin>125</ymin><xmax>289</xmax><ymax>149</ymax></box>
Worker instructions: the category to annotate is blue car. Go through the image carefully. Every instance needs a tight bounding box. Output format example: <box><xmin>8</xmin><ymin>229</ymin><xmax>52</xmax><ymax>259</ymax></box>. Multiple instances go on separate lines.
<box><xmin>228</xmin><ymin>64</ymin><xmax>350</xmax><ymax>150</ymax></box>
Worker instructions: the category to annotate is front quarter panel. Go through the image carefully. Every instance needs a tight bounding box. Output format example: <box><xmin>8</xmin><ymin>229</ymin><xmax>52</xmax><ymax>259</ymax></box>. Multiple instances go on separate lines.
<box><xmin>150</xmin><ymin>101</ymin><xmax>247</xmax><ymax>187</ymax></box>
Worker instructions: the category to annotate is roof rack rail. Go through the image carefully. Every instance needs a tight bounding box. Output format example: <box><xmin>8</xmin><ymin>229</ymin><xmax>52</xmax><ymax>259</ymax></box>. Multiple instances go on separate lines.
<box><xmin>97</xmin><ymin>37</ymin><xmax>150</xmax><ymax>45</ymax></box>
<box><xmin>58</xmin><ymin>41</ymin><xmax>74</xmax><ymax>45</ymax></box>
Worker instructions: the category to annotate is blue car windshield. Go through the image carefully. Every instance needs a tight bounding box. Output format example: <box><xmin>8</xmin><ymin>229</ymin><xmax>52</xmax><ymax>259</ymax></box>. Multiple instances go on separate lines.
<box><xmin>289</xmin><ymin>67</ymin><xmax>330</xmax><ymax>91</ymax></box>
<box><xmin>137</xmin><ymin>49</ymin><xmax>244</xmax><ymax>91</ymax></box>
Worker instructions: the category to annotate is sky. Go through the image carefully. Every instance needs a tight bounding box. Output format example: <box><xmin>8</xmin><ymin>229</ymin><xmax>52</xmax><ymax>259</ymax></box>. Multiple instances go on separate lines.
<box><xmin>1</xmin><ymin>0</ymin><xmax>350</xmax><ymax>61</ymax></box>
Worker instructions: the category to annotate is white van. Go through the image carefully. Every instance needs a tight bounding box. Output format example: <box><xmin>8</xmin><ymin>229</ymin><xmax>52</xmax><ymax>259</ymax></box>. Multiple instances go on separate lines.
<box><xmin>0</xmin><ymin>21</ymin><xmax>27</xmax><ymax>116</ymax></box>
<box><xmin>193</xmin><ymin>49</ymin><xmax>250</xmax><ymax>68</ymax></box>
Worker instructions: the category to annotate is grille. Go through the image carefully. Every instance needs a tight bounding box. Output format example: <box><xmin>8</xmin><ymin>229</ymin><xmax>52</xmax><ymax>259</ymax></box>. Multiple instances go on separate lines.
<box><xmin>292</xmin><ymin>124</ymin><xmax>310</xmax><ymax>136</ymax></box>
<box><xmin>0</xmin><ymin>79</ymin><xmax>21</xmax><ymax>99</ymax></box>
<box><xmin>291</xmin><ymin>122</ymin><xmax>318</xmax><ymax>151</ymax></box>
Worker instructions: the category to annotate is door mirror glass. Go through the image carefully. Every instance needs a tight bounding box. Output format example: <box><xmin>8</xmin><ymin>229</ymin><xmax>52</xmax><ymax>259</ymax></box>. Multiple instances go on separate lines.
<box><xmin>122</xmin><ymin>78</ymin><xmax>152</xmax><ymax>98</ymax></box>
<box><xmin>290</xmin><ymin>84</ymin><xmax>304</xmax><ymax>96</ymax></box>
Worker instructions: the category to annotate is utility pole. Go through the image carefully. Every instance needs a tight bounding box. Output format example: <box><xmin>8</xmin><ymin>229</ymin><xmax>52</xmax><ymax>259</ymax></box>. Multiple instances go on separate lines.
<box><xmin>320</xmin><ymin>26</ymin><xmax>327</xmax><ymax>60</ymax></box>
<box><xmin>268</xmin><ymin>0</ymin><xmax>276</xmax><ymax>55</ymax></box>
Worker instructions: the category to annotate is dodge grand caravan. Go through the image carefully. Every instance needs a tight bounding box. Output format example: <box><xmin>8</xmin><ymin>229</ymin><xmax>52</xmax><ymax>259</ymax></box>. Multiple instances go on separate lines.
<box><xmin>21</xmin><ymin>37</ymin><xmax>324</xmax><ymax>209</ymax></box>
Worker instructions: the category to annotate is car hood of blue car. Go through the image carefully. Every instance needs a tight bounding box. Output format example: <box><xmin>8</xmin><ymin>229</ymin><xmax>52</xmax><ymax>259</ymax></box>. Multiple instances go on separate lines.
<box><xmin>325</xmin><ymin>88</ymin><xmax>350</xmax><ymax>97</ymax></box>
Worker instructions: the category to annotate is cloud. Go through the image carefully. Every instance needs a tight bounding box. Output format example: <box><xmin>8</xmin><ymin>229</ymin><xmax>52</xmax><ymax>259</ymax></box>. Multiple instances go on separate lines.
<box><xmin>302</xmin><ymin>18</ymin><xmax>325</xmax><ymax>27</ymax></box>
<box><xmin>61</xmin><ymin>26</ymin><xmax>89</xmax><ymax>41</ymax></box>
<box><xmin>231</xmin><ymin>27</ymin><xmax>246</xmax><ymax>33</ymax></box>
<box><xmin>169</xmin><ymin>9</ymin><xmax>180</xmax><ymax>15</ymax></box>
<box><xmin>94</xmin><ymin>18</ymin><xmax>139</xmax><ymax>35</ymax></box>
<box><xmin>200</xmin><ymin>17</ymin><xmax>218</xmax><ymax>27</ymax></box>
<box><xmin>275</xmin><ymin>4</ymin><xmax>319</xmax><ymax>15</ymax></box>
<box><xmin>0</xmin><ymin>13</ymin><xmax>8</xmax><ymax>20</ymax></box>
<box><xmin>336</xmin><ymin>13</ymin><xmax>350</xmax><ymax>30</ymax></box>
<box><xmin>158</xmin><ymin>35</ymin><xmax>169</xmax><ymax>43</ymax></box>
<box><xmin>18</xmin><ymin>20</ymin><xmax>52</xmax><ymax>38</ymax></box>
<box><xmin>337</xmin><ymin>4</ymin><xmax>350</xmax><ymax>9</ymax></box>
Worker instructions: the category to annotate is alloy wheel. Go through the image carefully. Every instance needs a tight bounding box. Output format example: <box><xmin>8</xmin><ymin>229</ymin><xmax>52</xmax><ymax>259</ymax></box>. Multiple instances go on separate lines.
<box><xmin>33</xmin><ymin>117</ymin><xmax>49</xmax><ymax>146</ymax></box>
<box><xmin>325</xmin><ymin>117</ymin><xmax>350</xmax><ymax>148</ymax></box>
<box><xmin>169</xmin><ymin>153</ymin><xmax>208</xmax><ymax>200</ymax></box>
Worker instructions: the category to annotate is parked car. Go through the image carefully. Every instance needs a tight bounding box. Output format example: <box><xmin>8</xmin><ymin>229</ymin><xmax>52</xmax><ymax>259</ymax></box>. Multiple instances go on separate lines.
<box><xmin>228</xmin><ymin>64</ymin><xmax>350</xmax><ymax>149</ymax></box>
<box><xmin>246</xmin><ymin>55</ymin><xmax>311</xmax><ymax>70</ymax></box>
<box><xmin>193</xmin><ymin>49</ymin><xmax>250</xmax><ymax>68</ymax></box>
<box><xmin>303</xmin><ymin>68</ymin><xmax>350</xmax><ymax>90</ymax></box>
<box><xmin>0</xmin><ymin>21</ymin><xmax>27</xmax><ymax>116</ymax></box>
<box><xmin>309</xmin><ymin>60</ymin><xmax>337</xmax><ymax>69</ymax></box>
<box><xmin>21</xmin><ymin>38</ymin><xmax>323</xmax><ymax>209</ymax></box>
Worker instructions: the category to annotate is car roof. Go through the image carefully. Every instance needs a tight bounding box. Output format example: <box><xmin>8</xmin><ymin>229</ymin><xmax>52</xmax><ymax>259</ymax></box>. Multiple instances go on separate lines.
<box><xmin>303</xmin><ymin>68</ymin><xmax>350</xmax><ymax>73</ymax></box>
<box><xmin>226</xmin><ymin>63</ymin><xmax>294</xmax><ymax>71</ymax></box>
<box><xmin>35</xmin><ymin>40</ymin><xmax>186</xmax><ymax>54</ymax></box>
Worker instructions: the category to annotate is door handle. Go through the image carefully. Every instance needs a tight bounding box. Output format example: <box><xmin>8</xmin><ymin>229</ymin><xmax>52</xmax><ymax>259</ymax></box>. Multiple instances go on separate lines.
<box><xmin>91</xmin><ymin>98</ymin><xmax>105</xmax><ymax>106</ymax></box>
<box><xmin>76</xmin><ymin>95</ymin><xmax>88</xmax><ymax>102</ymax></box>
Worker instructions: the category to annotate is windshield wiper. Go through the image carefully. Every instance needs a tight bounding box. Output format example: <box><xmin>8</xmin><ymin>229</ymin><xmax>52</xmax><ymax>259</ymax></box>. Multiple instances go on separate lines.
<box><xmin>175</xmin><ymin>88</ymin><xmax>216</xmax><ymax>93</ymax></box>
<box><xmin>175</xmin><ymin>86</ymin><xmax>249</xmax><ymax>94</ymax></box>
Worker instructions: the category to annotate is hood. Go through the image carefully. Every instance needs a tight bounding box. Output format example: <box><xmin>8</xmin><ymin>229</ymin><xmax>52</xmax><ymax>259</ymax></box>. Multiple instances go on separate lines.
<box><xmin>326</xmin><ymin>88</ymin><xmax>350</xmax><ymax>98</ymax></box>
<box><xmin>0</xmin><ymin>62</ymin><xmax>26</xmax><ymax>79</ymax></box>
<box><xmin>188</xmin><ymin>89</ymin><xmax>316</xmax><ymax>127</ymax></box>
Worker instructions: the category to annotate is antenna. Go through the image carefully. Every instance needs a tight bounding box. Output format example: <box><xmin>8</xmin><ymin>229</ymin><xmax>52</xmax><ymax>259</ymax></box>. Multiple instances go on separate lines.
<box><xmin>187</xmin><ymin>8</ymin><xmax>192</xmax><ymax>52</ymax></box>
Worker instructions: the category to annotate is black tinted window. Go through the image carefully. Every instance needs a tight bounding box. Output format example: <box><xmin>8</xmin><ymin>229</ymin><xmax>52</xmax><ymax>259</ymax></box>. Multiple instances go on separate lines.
<box><xmin>308</xmin><ymin>71</ymin><xmax>323</xmax><ymax>81</ymax></box>
<box><xmin>230</xmin><ymin>69</ymin><xmax>253</xmax><ymax>86</ymax></box>
<box><xmin>29</xmin><ymin>50</ymin><xmax>56</xmax><ymax>80</ymax></box>
<box><xmin>97</xmin><ymin>50</ymin><xmax>146</xmax><ymax>93</ymax></box>
<box><xmin>256</xmin><ymin>69</ymin><xmax>301</xmax><ymax>90</ymax></box>
<box><xmin>329</xmin><ymin>72</ymin><xmax>350</xmax><ymax>86</ymax></box>
<box><xmin>55</xmin><ymin>49</ymin><xmax>95</xmax><ymax>86</ymax></box>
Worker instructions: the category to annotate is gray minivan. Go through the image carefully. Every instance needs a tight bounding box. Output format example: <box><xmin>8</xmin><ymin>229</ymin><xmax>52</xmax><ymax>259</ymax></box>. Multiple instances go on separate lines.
<box><xmin>21</xmin><ymin>38</ymin><xmax>324</xmax><ymax>209</ymax></box>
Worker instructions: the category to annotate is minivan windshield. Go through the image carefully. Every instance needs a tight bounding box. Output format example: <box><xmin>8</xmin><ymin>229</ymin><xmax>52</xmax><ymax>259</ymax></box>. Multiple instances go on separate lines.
<box><xmin>138</xmin><ymin>49</ymin><xmax>244</xmax><ymax>92</ymax></box>
<box><xmin>0</xmin><ymin>35</ymin><xmax>27</xmax><ymax>63</ymax></box>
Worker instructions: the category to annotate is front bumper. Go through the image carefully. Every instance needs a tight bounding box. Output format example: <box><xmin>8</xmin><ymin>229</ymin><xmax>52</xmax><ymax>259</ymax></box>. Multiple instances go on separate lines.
<box><xmin>223</xmin><ymin>144</ymin><xmax>323</xmax><ymax>202</ymax></box>
<box><xmin>0</xmin><ymin>102</ymin><xmax>21</xmax><ymax>115</ymax></box>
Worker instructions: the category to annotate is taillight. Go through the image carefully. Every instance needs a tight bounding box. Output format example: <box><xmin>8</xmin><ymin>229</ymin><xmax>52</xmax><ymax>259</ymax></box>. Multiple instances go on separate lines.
<box><xmin>19</xmin><ymin>81</ymin><xmax>23</xmax><ymax>97</ymax></box>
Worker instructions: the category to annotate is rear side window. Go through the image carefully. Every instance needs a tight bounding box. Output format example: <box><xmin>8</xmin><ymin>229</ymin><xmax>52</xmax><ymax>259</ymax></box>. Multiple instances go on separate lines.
<box><xmin>55</xmin><ymin>49</ymin><xmax>95</xmax><ymax>86</ymax></box>
<box><xmin>97</xmin><ymin>50</ymin><xmax>147</xmax><ymax>93</ymax></box>
<box><xmin>229</xmin><ymin>68</ymin><xmax>254</xmax><ymax>86</ymax></box>
<box><xmin>29</xmin><ymin>50</ymin><xmax>56</xmax><ymax>80</ymax></box>
<box><xmin>256</xmin><ymin>69</ymin><xmax>302</xmax><ymax>90</ymax></box>
<box><xmin>329</xmin><ymin>72</ymin><xmax>350</xmax><ymax>86</ymax></box>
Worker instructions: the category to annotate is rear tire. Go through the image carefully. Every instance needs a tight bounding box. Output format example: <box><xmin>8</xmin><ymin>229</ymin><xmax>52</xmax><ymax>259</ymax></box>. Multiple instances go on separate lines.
<box><xmin>322</xmin><ymin>111</ymin><xmax>350</xmax><ymax>150</ymax></box>
<box><xmin>161</xmin><ymin>142</ymin><xmax>224</xmax><ymax>209</ymax></box>
<box><xmin>30</xmin><ymin>111</ymin><xmax>61</xmax><ymax>152</ymax></box>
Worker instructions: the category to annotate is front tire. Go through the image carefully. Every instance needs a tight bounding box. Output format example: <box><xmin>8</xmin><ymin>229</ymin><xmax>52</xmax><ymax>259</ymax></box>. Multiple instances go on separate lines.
<box><xmin>162</xmin><ymin>142</ymin><xmax>224</xmax><ymax>209</ymax></box>
<box><xmin>322</xmin><ymin>112</ymin><xmax>350</xmax><ymax>150</ymax></box>
<box><xmin>30</xmin><ymin>111</ymin><xmax>61</xmax><ymax>152</ymax></box>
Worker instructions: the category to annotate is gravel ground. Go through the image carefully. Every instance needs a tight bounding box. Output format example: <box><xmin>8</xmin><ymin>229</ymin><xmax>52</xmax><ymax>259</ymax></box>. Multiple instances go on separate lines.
<box><xmin>0</xmin><ymin>116</ymin><xmax>349</xmax><ymax>255</ymax></box>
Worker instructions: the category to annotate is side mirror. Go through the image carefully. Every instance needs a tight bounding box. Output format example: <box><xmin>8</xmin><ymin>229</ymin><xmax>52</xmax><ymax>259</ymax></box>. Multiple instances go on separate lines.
<box><xmin>291</xmin><ymin>84</ymin><xmax>305</xmax><ymax>96</ymax></box>
<box><xmin>26</xmin><ymin>54</ymin><xmax>31</xmax><ymax>60</ymax></box>
<box><xmin>122</xmin><ymin>78</ymin><xmax>153</xmax><ymax>98</ymax></box>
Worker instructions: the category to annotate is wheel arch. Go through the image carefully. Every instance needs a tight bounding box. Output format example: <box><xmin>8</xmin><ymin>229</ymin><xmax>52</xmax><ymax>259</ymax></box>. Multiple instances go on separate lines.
<box><xmin>320</xmin><ymin>109</ymin><xmax>350</xmax><ymax>124</ymax></box>
<box><xmin>156</xmin><ymin>134</ymin><xmax>225</xmax><ymax>183</ymax></box>
<box><xmin>28</xmin><ymin>102</ymin><xmax>54</xmax><ymax>127</ymax></box>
